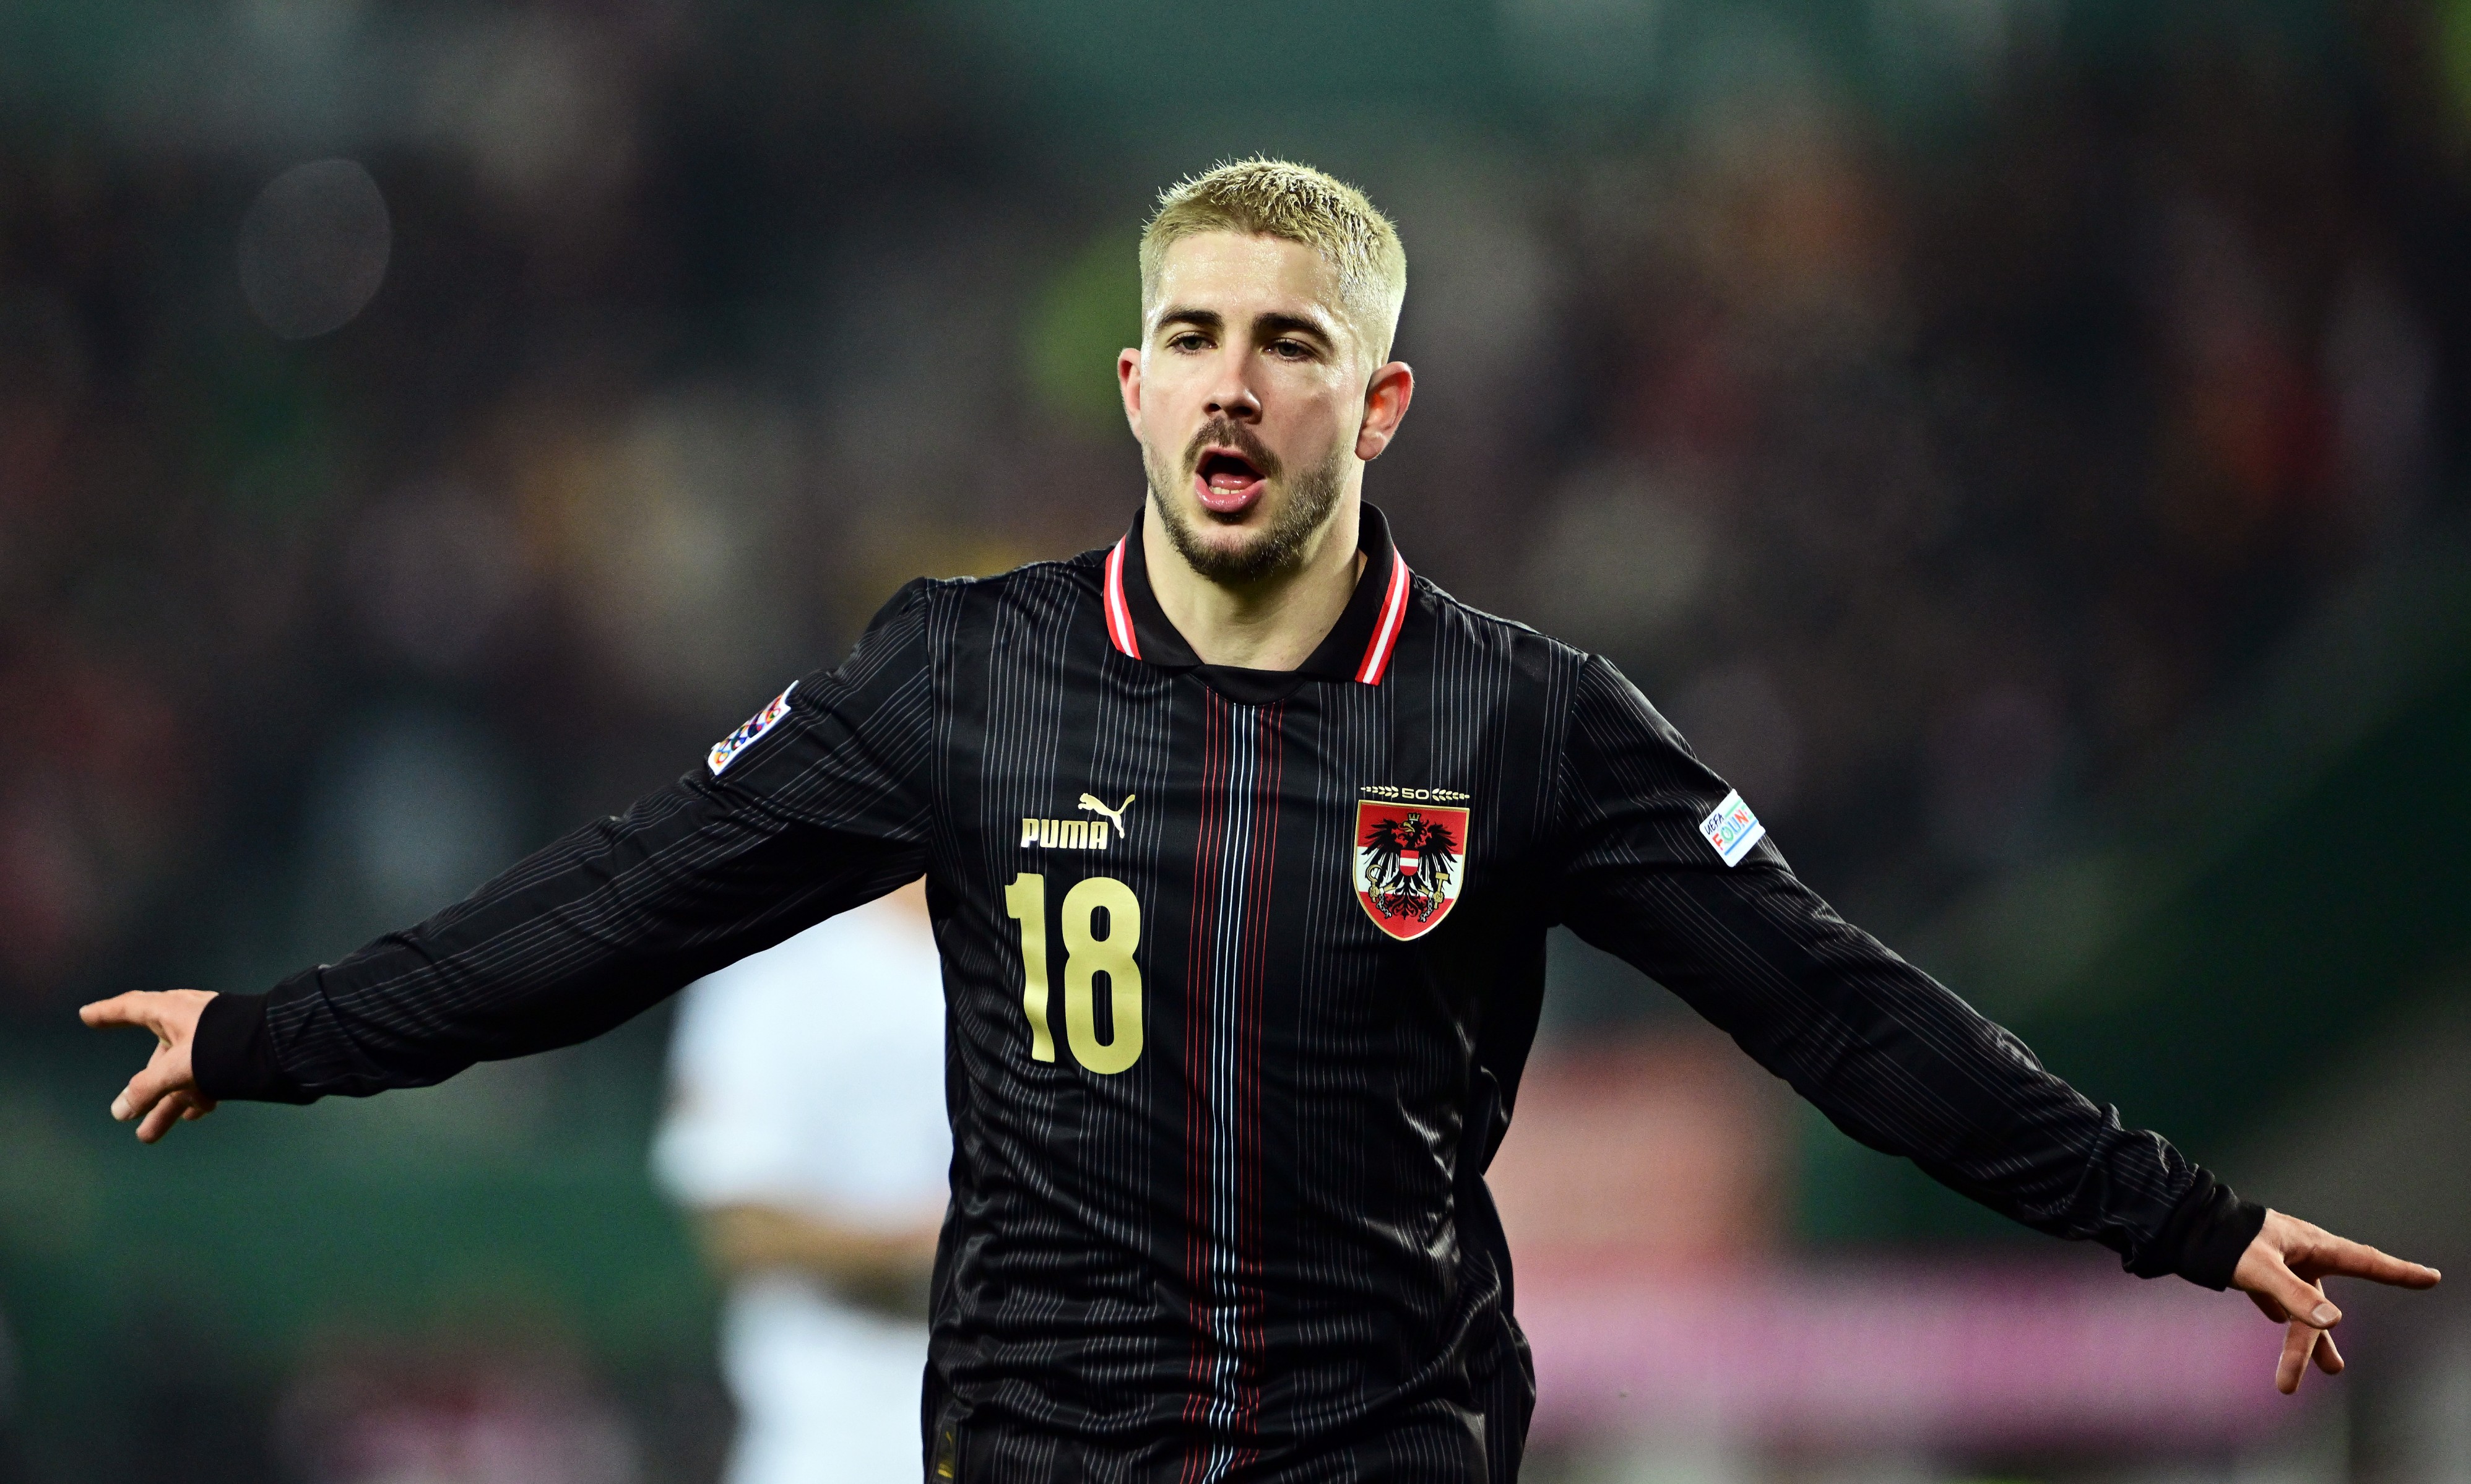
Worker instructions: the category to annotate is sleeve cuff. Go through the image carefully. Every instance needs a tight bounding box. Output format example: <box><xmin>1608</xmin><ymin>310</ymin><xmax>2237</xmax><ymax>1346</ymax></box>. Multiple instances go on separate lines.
<box><xmin>2129</xmin><ymin>1168</ymin><xmax>2267</xmax><ymax>1289</ymax></box>
<box><xmin>193</xmin><ymin>991</ymin><xmax>314</xmax><ymax>1105</ymax></box>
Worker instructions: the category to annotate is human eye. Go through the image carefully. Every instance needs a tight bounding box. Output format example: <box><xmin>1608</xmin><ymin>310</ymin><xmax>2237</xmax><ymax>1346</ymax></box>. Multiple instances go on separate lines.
<box><xmin>1166</xmin><ymin>330</ymin><xmax>1211</xmax><ymax>353</ymax></box>
<box><xmin>1268</xmin><ymin>338</ymin><xmax>1316</xmax><ymax>361</ymax></box>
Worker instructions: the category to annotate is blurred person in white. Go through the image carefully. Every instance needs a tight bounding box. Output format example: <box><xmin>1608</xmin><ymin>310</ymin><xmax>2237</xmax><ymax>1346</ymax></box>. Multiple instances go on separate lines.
<box><xmin>652</xmin><ymin>880</ymin><xmax>950</xmax><ymax>1484</ymax></box>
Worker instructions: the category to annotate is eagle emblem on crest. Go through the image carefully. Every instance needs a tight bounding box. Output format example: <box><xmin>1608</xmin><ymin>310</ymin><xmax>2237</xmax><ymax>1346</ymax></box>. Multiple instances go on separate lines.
<box><xmin>1352</xmin><ymin>797</ymin><xmax>1470</xmax><ymax>940</ymax></box>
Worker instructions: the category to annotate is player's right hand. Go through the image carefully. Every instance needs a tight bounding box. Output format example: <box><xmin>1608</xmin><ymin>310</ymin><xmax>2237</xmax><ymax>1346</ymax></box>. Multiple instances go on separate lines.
<box><xmin>79</xmin><ymin>989</ymin><xmax>219</xmax><ymax>1144</ymax></box>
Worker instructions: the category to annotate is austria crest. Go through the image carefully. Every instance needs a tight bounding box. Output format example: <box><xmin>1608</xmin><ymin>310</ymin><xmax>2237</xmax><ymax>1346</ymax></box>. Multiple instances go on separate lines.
<box><xmin>1353</xmin><ymin>798</ymin><xmax>1469</xmax><ymax>941</ymax></box>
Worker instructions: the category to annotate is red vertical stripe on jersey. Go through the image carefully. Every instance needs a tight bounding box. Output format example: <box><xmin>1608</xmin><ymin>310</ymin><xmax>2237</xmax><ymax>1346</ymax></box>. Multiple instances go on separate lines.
<box><xmin>1181</xmin><ymin>695</ymin><xmax>1225</xmax><ymax>1446</ymax></box>
<box><xmin>1354</xmin><ymin>556</ymin><xmax>1411</xmax><ymax>684</ymax></box>
<box><xmin>1179</xmin><ymin>694</ymin><xmax>1282</xmax><ymax>1481</ymax></box>
<box><xmin>1234</xmin><ymin>704</ymin><xmax>1281</xmax><ymax>1460</ymax></box>
<box><xmin>1104</xmin><ymin>537</ymin><xmax>1141</xmax><ymax>658</ymax></box>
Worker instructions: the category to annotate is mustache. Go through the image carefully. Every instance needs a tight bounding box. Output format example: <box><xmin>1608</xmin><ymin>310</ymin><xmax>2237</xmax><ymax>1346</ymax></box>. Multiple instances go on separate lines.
<box><xmin>1182</xmin><ymin>418</ymin><xmax>1283</xmax><ymax>481</ymax></box>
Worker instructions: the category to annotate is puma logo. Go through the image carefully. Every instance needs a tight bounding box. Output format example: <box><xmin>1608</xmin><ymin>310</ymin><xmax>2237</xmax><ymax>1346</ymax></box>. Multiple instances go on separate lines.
<box><xmin>1078</xmin><ymin>793</ymin><xmax>1135</xmax><ymax>838</ymax></box>
<box><xmin>1019</xmin><ymin>793</ymin><xmax>1135</xmax><ymax>852</ymax></box>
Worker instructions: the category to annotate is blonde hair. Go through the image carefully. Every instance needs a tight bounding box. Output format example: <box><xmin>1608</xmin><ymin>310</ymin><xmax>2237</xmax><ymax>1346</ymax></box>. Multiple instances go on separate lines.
<box><xmin>1140</xmin><ymin>158</ymin><xmax>1408</xmax><ymax>363</ymax></box>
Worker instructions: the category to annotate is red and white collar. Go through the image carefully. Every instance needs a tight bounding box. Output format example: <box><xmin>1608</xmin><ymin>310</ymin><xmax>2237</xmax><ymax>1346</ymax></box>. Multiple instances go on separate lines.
<box><xmin>1102</xmin><ymin>503</ymin><xmax>1411</xmax><ymax>686</ymax></box>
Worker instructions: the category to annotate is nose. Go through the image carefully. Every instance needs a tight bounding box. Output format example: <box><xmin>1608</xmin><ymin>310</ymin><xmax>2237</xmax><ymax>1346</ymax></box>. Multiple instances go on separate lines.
<box><xmin>1203</xmin><ymin>345</ymin><xmax>1262</xmax><ymax>423</ymax></box>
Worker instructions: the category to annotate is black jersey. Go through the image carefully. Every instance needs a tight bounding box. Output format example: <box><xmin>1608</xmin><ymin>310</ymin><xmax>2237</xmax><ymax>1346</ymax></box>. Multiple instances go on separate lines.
<box><xmin>194</xmin><ymin>503</ymin><xmax>2264</xmax><ymax>1483</ymax></box>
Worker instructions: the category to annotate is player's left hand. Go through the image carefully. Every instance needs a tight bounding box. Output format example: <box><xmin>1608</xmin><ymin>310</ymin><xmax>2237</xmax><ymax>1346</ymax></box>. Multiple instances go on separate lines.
<box><xmin>78</xmin><ymin>989</ymin><xmax>219</xmax><ymax>1144</ymax></box>
<box><xmin>2231</xmin><ymin>1208</ymin><xmax>2440</xmax><ymax>1394</ymax></box>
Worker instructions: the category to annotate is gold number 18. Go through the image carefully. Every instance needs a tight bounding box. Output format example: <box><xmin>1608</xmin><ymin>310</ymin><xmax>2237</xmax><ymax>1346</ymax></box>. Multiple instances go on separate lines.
<box><xmin>1003</xmin><ymin>872</ymin><xmax>1143</xmax><ymax>1074</ymax></box>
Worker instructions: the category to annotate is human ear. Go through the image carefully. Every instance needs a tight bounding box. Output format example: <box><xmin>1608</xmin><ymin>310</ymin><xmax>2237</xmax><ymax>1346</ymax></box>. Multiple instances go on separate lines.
<box><xmin>1118</xmin><ymin>347</ymin><xmax>1143</xmax><ymax>438</ymax></box>
<box><xmin>1355</xmin><ymin>361</ymin><xmax>1414</xmax><ymax>461</ymax></box>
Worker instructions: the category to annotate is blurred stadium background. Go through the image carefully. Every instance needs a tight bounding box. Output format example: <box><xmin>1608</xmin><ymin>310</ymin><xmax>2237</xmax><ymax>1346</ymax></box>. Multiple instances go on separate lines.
<box><xmin>4</xmin><ymin>0</ymin><xmax>2471</xmax><ymax>1478</ymax></box>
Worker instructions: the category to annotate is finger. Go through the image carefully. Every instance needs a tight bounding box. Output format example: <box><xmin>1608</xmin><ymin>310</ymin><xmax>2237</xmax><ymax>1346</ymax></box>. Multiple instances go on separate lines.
<box><xmin>2252</xmin><ymin>1253</ymin><xmax>2343</xmax><ymax>1329</ymax></box>
<box><xmin>2246</xmin><ymin>1288</ymin><xmax>2289</xmax><ymax>1324</ymax></box>
<box><xmin>2277</xmin><ymin>1321</ymin><xmax>2316</xmax><ymax>1395</ymax></box>
<box><xmin>80</xmin><ymin>992</ymin><xmax>167</xmax><ymax>1033</ymax></box>
<box><xmin>180</xmin><ymin>1095</ymin><xmax>217</xmax><ymax>1121</ymax></box>
<box><xmin>2314</xmin><ymin>1329</ymin><xmax>2344</xmax><ymax>1376</ymax></box>
<box><xmin>2304</xmin><ymin>1236</ymin><xmax>2442</xmax><ymax>1290</ymax></box>
<box><xmin>136</xmin><ymin>1090</ymin><xmax>194</xmax><ymax>1144</ymax></box>
<box><xmin>111</xmin><ymin>1061</ymin><xmax>186</xmax><ymax>1125</ymax></box>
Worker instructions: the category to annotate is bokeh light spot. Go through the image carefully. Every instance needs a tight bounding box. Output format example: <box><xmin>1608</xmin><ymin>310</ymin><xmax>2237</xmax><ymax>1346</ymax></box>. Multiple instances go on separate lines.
<box><xmin>236</xmin><ymin>158</ymin><xmax>392</xmax><ymax>340</ymax></box>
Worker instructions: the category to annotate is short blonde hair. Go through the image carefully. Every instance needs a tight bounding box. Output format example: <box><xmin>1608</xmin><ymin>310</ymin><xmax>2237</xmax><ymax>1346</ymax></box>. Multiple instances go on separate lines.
<box><xmin>1140</xmin><ymin>158</ymin><xmax>1408</xmax><ymax>363</ymax></box>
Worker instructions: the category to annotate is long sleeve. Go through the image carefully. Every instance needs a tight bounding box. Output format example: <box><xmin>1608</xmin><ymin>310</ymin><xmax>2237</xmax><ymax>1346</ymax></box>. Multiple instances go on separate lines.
<box><xmin>194</xmin><ymin>581</ymin><xmax>940</xmax><ymax>1105</ymax></box>
<box><xmin>1549</xmin><ymin>655</ymin><xmax>2263</xmax><ymax>1288</ymax></box>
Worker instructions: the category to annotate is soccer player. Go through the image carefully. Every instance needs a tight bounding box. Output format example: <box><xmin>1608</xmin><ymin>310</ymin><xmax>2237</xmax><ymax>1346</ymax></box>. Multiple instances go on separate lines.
<box><xmin>86</xmin><ymin>159</ymin><xmax>2436</xmax><ymax>1482</ymax></box>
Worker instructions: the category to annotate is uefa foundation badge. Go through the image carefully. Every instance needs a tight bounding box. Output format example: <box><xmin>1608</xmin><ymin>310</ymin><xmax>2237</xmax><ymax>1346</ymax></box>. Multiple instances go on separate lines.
<box><xmin>1699</xmin><ymin>789</ymin><xmax>1765</xmax><ymax>866</ymax></box>
<box><xmin>709</xmin><ymin>682</ymin><xmax>798</xmax><ymax>775</ymax></box>
<box><xmin>1352</xmin><ymin>794</ymin><xmax>1470</xmax><ymax>941</ymax></box>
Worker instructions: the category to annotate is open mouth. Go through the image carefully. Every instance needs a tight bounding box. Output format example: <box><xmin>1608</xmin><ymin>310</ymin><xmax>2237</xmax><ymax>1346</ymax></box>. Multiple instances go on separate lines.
<box><xmin>1193</xmin><ymin>447</ymin><xmax>1269</xmax><ymax>515</ymax></box>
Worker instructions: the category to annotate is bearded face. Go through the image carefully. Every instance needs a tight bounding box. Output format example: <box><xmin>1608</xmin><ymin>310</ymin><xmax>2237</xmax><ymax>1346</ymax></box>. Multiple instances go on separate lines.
<box><xmin>1144</xmin><ymin>414</ymin><xmax>1348</xmax><ymax>585</ymax></box>
<box><xmin>1122</xmin><ymin>232</ymin><xmax>1377</xmax><ymax>589</ymax></box>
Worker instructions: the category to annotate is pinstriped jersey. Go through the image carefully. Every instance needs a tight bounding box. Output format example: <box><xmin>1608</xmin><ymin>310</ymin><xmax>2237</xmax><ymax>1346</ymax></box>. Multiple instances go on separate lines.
<box><xmin>196</xmin><ymin>503</ymin><xmax>2264</xmax><ymax>1483</ymax></box>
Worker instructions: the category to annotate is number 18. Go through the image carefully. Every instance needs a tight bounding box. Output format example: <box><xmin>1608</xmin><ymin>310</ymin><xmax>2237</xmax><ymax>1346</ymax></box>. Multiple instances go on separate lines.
<box><xmin>1002</xmin><ymin>872</ymin><xmax>1143</xmax><ymax>1074</ymax></box>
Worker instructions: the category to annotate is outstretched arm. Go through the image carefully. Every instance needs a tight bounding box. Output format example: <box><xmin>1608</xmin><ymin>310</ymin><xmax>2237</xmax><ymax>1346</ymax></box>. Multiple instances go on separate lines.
<box><xmin>84</xmin><ymin>581</ymin><xmax>938</xmax><ymax>1137</ymax></box>
<box><xmin>1550</xmin><ymin>653</ymin><xmax>2438</xmax><ymax>1388</ymax></box>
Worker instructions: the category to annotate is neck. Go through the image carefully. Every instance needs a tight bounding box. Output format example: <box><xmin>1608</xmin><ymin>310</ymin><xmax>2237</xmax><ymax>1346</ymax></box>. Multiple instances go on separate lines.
<box><xmin>1141</xmin><ymin>493</ymin><xmax>1367</xmax><ymax>670</ymax></box>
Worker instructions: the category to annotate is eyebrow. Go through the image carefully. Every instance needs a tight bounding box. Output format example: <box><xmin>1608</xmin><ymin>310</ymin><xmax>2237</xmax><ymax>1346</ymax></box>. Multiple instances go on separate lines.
<box><xmin>1153</xmin><ymin>307</ymin><xmax>1339</xmax><ymax>345</ymax></box>
<box><xmin>1253</xmin><ymin>311</ymin><xmax>1336</xmax><ymax>345</ymax></box>
<box><xmin>1154</xmin><ymin>307</ymin><xmax>1223</xmax><ymax>335</ymax></box>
